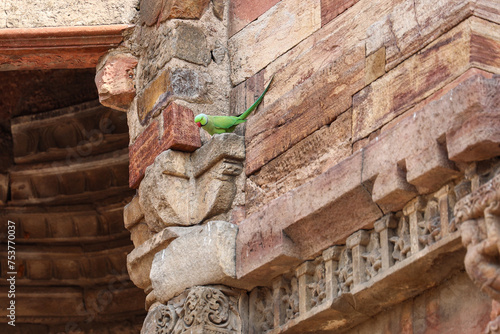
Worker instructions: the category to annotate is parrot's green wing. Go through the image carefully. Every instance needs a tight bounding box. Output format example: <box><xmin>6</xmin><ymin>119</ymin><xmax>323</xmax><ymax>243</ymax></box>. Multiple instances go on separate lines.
<box><xmin>208</xmin><ymin>115</ymin><xmax>244</xmax><ymax>130</ymax></box>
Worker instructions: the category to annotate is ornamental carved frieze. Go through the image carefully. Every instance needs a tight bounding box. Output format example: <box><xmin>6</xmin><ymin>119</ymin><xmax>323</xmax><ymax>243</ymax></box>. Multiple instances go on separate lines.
<box><xmin>454</xmin><ymin>171</ymin><xmax>500</xmax><ymax>334</ymax></box>
<box><xmin>142</xmin><ymin>286</ymin><xmax>242</xmax><ymax>334</ymax></box>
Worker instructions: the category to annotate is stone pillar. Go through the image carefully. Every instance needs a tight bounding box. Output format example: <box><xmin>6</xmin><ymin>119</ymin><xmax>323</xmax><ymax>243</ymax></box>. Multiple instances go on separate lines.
<box><xmin>323</xmin><ymin>245</ymin><xmax>343</xmax><ymax>300</ymax></box>
<box><xmin>346</xmin><ymin>230</ymin><xmax>370</xmax><ymax>287</ymax></box>
<box><xmin>296</xmin><ymin>261</ymin><xmax>315</xmax><ymax>314</ymax></box>
<box><xmin>374</xmin><ymin>214</ymin><xmax>397</xmax><ymax>271</ymax></box>
<box><xmin>404</xmin><ymin>197</ymin><xmax>426</xmax><ymax>255</ymax></box>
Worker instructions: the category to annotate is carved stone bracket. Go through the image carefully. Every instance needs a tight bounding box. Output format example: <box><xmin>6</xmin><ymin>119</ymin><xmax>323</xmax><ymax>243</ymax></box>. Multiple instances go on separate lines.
<box><xmin>141</xmin><ymin>285</ymin><xmax>243</xmax><ymax>334</ymax></box>
<box><xmin>139</xmin><ymin>133</ymin><xmax>245</xmax><ymax>232</ymax></box>
<box><xmin>455</xmin><ymin>172</ymin><xmax>500</xmax><ymax>334</ymax></box>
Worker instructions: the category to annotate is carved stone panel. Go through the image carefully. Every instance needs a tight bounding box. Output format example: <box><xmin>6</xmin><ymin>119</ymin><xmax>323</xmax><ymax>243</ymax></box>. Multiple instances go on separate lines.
<box><xmin>142</xmin><ymin>286</ymin><xmax>242</xmax><ymax>334</ymax></box>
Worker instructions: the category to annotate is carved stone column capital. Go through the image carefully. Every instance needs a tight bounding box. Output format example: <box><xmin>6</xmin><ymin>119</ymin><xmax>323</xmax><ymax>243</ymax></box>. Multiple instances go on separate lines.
<box><xmin>142</xmin><ymin>285</ymin><xmax>243</xmax><ymax>334</ymax></box>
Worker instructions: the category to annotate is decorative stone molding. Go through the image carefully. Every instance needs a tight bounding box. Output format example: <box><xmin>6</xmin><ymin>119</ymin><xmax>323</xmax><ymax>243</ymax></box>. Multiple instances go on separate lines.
<box><xmin>141</xmin><ymin>285</ymin><xmax>243</xmax><ymax>334</ymax></box>
<box><xmin>455</xmin><ymin>171</ymin><xmax>500</xmax><ymax>333</ymax></box>
<box><xmin>245</xmin><ymin>179</ymin><xmax>468</xmax><ymax>333</ymax></box>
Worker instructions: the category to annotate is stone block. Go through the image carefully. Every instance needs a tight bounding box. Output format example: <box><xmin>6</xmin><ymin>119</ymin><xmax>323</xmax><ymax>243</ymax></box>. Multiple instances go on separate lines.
<box><xmin>237</xmin><ymin>154</ymin><xmax>383</xmax><ymax>286</ymax></box>
<box><xmin>212</xmin><ymin>0</ymin><xmax>225</xmax><ymax>20</ymax></box>
<box><xmin>321</xmin><ymin>0</ymin><xmax>359</xmax><ymax>26</ymax></box>
<box><xmin>127</xmin><ymin>227</ymin><xmax>181</xmax><ymax>290</ymax></box>
<box><xmin>150</xmin><ymin>221</ymin><xmax>242</xmax><ymax>302</ymax></box>
<box><xmin>353</xmin><ymin>20</ymin><xmax>471</xmax><ymax>142</ymax></box>
<box><xmin>95</xmin><ymin>53</ymin><xmax>138</xmax><ymax>112</ymax></box>
<box><xmin>228</xmin><ymin>0</ymin><xmax>321</xmax><ymax>85</ymax></box>
<box><xmin>124</xmin><ymin>195</ymin><xmax>144</xmax><ymax>230</ymax></box>
<box><xmin>129</xmin><ymin>102</ymin><xmax>201</xmax><ymax>189</ymax></box>
<box><xmin>228</xmin><ymin>0</ymin><xmax>280</xmax><ymax>37</ymax></box>
<box><xmin>372</xmin><ymin>165</ymin><xmax>418</xmax><ymax>214</ymax></box>
<box><xmin>139</xmin><ymin>0</ymin><xmax>163</xmax><ymax>26</ymax></box>
<box><xmin>159</xmin><ymin>0</ymin><xmax>210</xmax><ymax>21</ymax></box>
<box><xmin>447</xmin><ymin>110</ymin><xmax>500</xmax><ymax>162</ymax></box>
<box><xmin>365</xmin><ymin>47</ymin><xmax>385</xmax><ymax>85</ymax></box>
<box><xmin>406</xmin><ymin>142</ymin><xmax>460</xmax><ymax>194</ymax></box>
<box><xmin>171</xmin><ymin>23</ymin><xmax>211</xmax><ymax>66</ymax></box>
<box><xmin>137</xmin><ymin>68</ymin><xmax>210</xmax><ymax>124</ymax></box>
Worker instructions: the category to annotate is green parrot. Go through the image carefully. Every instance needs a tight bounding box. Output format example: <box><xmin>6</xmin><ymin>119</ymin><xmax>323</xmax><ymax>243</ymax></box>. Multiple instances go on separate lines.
<box><xmin>194</xmin><ymin>76</ymin><xmax>274</xmax><ymax>135</ymax></box>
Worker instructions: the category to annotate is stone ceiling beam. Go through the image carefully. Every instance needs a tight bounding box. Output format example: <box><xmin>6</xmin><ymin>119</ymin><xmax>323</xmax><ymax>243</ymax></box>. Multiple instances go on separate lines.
<box><xmin>0</xmin><ymin>25</ymin><xmax>131</xmax><ymax>71</ymax></box>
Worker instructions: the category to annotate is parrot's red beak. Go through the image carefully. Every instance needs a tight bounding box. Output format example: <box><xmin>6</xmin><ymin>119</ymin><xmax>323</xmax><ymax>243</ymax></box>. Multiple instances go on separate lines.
<box><xmin>196</xmin><ymin>122</ymin><xmax>202</xmax><ymax>128</ymax></box>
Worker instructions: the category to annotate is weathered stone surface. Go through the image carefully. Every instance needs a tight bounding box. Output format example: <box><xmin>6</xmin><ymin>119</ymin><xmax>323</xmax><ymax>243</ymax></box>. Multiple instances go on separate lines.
<box><xmin>246</xmin><ymin>110</ymin><xmax>352</xmax><ymax>216</ymax></box>
<box><xmin>321</xmin><ymin>0</ymin><xmax>359</xmax><ymax>26</ymax></box>
<box><xmin>365</xmin><ymin>46</ymin><xmax>385</xmax><ymax>85</ymax></box>
<box><xmin>138</xmin><ymin>134</ymin><xmax>244</xmax><ymax>229</ymax></box>
<box><xmin>237</xmin><ymin>69</ymin><xmax>500</xmax><ymax>287</ymax></box>
<box><xmin>354</xmin><ymin>18</ymin><xmax>486</xmax><ymax>142</ymax></box>
<box><xmin>171</xmin><ymin>22</ymin><xmax>211</xmax><ymax>66</ymax></box>
<box><xmin>228</xmin><ymin>0</ymin><xmax>280</xmax><ymax>37</ymax></box>
<box><xmin>159</xmin><ymin>0</ymin><xmax>210</xmax><ymax>22</ymax></box>
<box><xmin>150</xmin><ymin>221</ymin><xmax>242</xmax><ymax>302</ymax></box>
<box><xmin>129</xmin><ymin>103</ymin><xmax>201</xmax><ymax>188</ymax></box>
<box><xmin>127</xmin><ymin>227</ymin><xmax>180</xmax><ymax>289</ymax></box>
<box><xmin>124</xmin><ymin>195</ymin><xmax>144</xmax><ymax>230</ymax></box>
<box><xmin>139</xmin><ymin>0</ymin><xmax>163</xmax><ymax>26</ymax></box>
<box><xmin>95</xmin><ymin>53</ymin><xmax>138</xmax><ymax>112</ymax></box>
<box><xmin>136</xmin><ymin>68</ymin><xmax>210</xmax><ymax>124</ymax></box>
<box><xmin>228</xmin><ymin>0</ymin><xmax>321</xmax><ymax>85</ymax></box>
<box><xmin>245</xmin><ymin>44</ymin><xmax>364</xmax><ymax>175</ymax></box>
<box><xmin>212</xmin><ymin>0</ymin><xmax>225</xmax><ymax>20</ymax></box>
<box><xmin>3</xmin><ymin>0</ymin><xmax>138</xmax><ymax>28</ymax></box>
<box><xmin>237</xmin><ymin>153</ymin><xmax>383</xmax><ymax>286</ymax></box>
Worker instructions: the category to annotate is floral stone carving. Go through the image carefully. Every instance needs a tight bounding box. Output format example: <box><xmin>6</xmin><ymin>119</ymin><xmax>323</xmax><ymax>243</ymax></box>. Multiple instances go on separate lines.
<box><xmin>142</xmin><ymin>286</ymin><xmax>242</xmax><ymax>334</ymax></box>
<box><xmin>454</xmin><ymin>172</ymin><xmax>500</xmax><ymax>334</ymax></box>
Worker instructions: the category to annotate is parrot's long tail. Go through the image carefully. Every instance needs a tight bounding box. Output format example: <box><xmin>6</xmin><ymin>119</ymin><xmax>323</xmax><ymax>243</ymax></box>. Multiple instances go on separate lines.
<box><xmin>238</xmin><ymin>75</ymin><xmax>274</xmax><ymax>120</ymax></box>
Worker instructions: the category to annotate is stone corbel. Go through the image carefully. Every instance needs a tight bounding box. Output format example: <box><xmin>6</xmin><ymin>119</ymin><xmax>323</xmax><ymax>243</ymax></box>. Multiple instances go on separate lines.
<box><xmin>454</xmin><ymin>172</ymin><xmax>500</xmax><ymax>333</ymax></box>
<box><xmin>138</xmin><ymin>133</ymin><xmax>245</xmax><ymax>232</ymax></box>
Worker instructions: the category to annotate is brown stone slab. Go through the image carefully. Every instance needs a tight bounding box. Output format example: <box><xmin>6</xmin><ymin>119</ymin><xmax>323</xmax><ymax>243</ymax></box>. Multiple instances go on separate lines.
<box><xmin>159</xmin><ymin>0</ymin><xmax>210</xmax><ymax>22</ymax></box>
<box><xmin>95</xmin><ymin>53</ymin><xmax>138</xmax><ymax>112</ymax></box>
